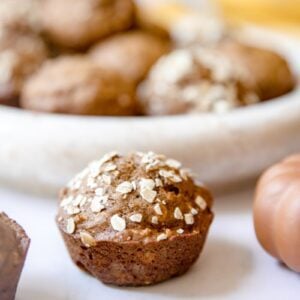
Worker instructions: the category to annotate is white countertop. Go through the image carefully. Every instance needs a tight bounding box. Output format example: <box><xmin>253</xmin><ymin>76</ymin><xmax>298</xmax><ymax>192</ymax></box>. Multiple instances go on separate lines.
<box><xmin>1</xmin><ymin>186</ymin><xmax>299</xmax><ymax>300</ymax></box>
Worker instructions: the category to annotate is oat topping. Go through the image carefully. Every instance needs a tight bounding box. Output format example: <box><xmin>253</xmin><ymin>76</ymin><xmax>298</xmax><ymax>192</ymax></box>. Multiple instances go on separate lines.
<box><xmin>116</xmin><ymin>181</ymin><xmax>133</xmax><ymax>194</ymax></box>
<box><xmin>61</xmin><ymin>196</ymin><xmax>73</xmax><ymax>207</ymax></box>
<box><xmin>165</xmin><ymin>159</ymin><xmax>181</xmax><ymax>169</ymax></box>
<box><xmin>157</xmin><ymin>233</ymin><xmax>168</xmax><ymax>241</ymax></box>
<box><xmin>102</xmin><ymin>174</ymin><xmax>111</xmax><ymax>185</ymax></box>
<box><xmin>139</xmin><ymin>178</ymin><xmax>156</xmax><ymax>190</ymax></box>
<box><xmin>174</xmin><ymin>207</ymin><xmax>183</xmax><ymax>220</ymax></box>
<box><xmin>159</xmin><ymin>169</ymin><xmax>182</xmax><ymax>183</ymax></box>
<box><xmin>154</xmin><ymin>203</ymin><xmax>163</xmax><ymax>215</ymax></box>
<box><xmin>66</xmin><ymin>206</ymin><xmax>80</xmax><ymax>215</ymax></box>
<box><xmin>140</xmin><ymin>188</ymin><xmax>157</xmax><ymax>203</ymax></box>
<box><xmin>151</xmin><ymin>216</ymin><xmax>158</xmax><ymax>224</ymax></box>
<box><xmin>91</xmin><ymin>198</ymin><xmax>105</xmax><ymax>213</ymax></box>
<box><xmin>95</xmin><ymin>188</ymin><xmax>105</xmax><ymax>196</ymax></box>
<box><xmin>191</xmin><ymin>208</ymin><xmax>198</xmax><ymax>215</ymax></box>
<box><xmin>184</xmin><ymin>213</ymin><xmax>194</xmax><ymax>225</ymax></box>
<box><xmin>110</xmin><ymin>214</ymin><xmax>126</xmax><ymax>231</ymax></box>
<box><xmin>80</xmin><ymin>231</ymin><xmax>96</xmax><ymax>247</ymax></box>
<box><xmin>129</xmin><ymin>213</ymin><xmax>143</xmax><ymax>223</ymax></box>
<box><xmin>103</xmin><ymin>163</ymin><xmax>117</xmax><ymax>172</ymax></box>
<box><xmin>66</xmin><ymin>218</ymin><xmax>76</xmax><ymax>234</ymax></box>
<box><xmin>195</xmin><ymin>195</ymin><xmax>207</xmax><ymax>210</ymax></box>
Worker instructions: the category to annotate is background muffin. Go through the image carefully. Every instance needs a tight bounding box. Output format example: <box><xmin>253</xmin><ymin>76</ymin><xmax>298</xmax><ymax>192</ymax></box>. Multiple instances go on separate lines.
<box><xmin>89</xmin><ymin>30</ymin><xmax>170</xmax><ymax>86</ymax></box>
<box><xmin>57</xmin><ymin>151</ymin><xmax>213</xmax><ymax>286</ymax></box>
<box><xmin>41</xmin><ymin>0</ymin><xmax>135</xmax><ymax>49</ymax></box>
<box><xmin>0</xmin><ymin>31</ymin><xmax>47</xmax><ymax>106</ymax></box>
<box><xmin>219</xmin><ymin>41</ymin><xmax>295</xmax><ymax>100</ymax></box>
<box><xmin>138</xmin><ymin>47</ymin><xmax>259</xmax><ymax>115</ymax></box>
<box><xmin>21</xmin><ymin>56</ymin><xmax>137</xmax><ymax>116</ymax></box>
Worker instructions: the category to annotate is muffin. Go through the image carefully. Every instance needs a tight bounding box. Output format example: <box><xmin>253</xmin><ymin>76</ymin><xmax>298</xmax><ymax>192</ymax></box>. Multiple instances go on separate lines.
<box><xmin>89</xmin><ymin>30</ymin><xmax>170</xmax><ymax>85</ymax></box>
<box><xmin>0</xmin><ymin>0</ymin><xmax>41</xmax><ymax>34</ymax></box>
<box><xmin>0</xmin><ymin>31</ymin><xmax>48</xmax><ymax>106</ymax></box>
<box><xmin>41</xmin><ymin>0</ymin><xmax>135</xmax><ymax>49</ymax></box>
<box><xmin>138</xmin><ymin>47</ymin><xmax>259</xmax><ymax>115</ymax></box>
<box><xmin>21</xmin><ymin>56</ymin><xmax>137</xmax><ymax>116</ymax></box>
<box><xmin>0</xmin><ymin>212</ymin><xmax>30</xmax><ymax>300</ymax></box>
<box><xmin>219</xmin><ymin>41</ymin><xmax>295</xmax><ymax>100</ymax></box>
<box><xmin>57</xmin><ymin>151</ymin><xmax>213</xmax><ymax>286</ymax></box>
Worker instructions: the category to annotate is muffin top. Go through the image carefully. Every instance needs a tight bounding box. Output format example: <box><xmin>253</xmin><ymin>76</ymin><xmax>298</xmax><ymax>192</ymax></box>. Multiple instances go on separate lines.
<box><xmin>41</xmin><ymin>0</ymin><xmax>135</xmax><ymax>49</ymax></box>
<box><xmin>138</xmin><ymin>47</ymin><xmax>259</xmax><ymax>115</ymax></box>
<box><xmin>57</xmin><ymin>151</ymin><xmax>213</xmax><ymax>246</ymax></box>
<box><xmin>21</xmin><ymin>55</ymin><xmax>136</xmax><ymax>116</ymax></box>
<box><xmin>219</xmin><ymin>41</ymin><xmax>295</xmax><ymax>100</ymax></box>
<box><xmin>89</xmin><ymin>30</ymin><xmax>170</xmax><ymax>85</ymax></box>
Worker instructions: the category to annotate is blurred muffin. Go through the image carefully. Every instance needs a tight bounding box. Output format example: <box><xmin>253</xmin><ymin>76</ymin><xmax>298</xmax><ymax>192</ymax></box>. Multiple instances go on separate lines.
<box><xmin>89</xmin><ymin>30</ymin><xmax>170</xmax><ymax>85</ymax></box>
<box><xmin>42</xmin><ymin>0</ymin><xmax>135</xmax><ymax>49</ymax></box>
<box><xmin>219</xmin><ymin>41</ymin><xmax>295</xmax><ymax>100</ymax></box>
<box><xmin>138</xmin><ymin>47</ymin><xmax>259</xmax><ymax>115</ymax></box>
<box><xmin>21</xmin><ymin>56</ymin><xmax>137</xmax><ymax>116</ymax></box>
<box><xmin>0</xmin><ymin>31</ymin><xmax>48</xmax><ymax>106</ymax></box>
<box><xmin>0</xmin><ymin>0</ymin><xmax>41</xmax><ymax>34</ymax></box>
<box><xmin>57</xmin><ymin>151</ymin><xmax>213</xmax><ymax>286</ymax></box>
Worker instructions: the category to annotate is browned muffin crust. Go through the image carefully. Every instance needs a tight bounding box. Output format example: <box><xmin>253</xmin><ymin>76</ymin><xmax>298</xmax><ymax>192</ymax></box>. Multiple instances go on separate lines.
<box><xmin>219</xmin><ymin>41</ymin><xmax>295</xmax><ymax>100</ymax></box>
<box><xmin>21</xmin><ymin>56</ymin><xmax>137</xmax><ymax>116</ymax></box>
<box><xmin>0</xmin><ymin>213</ymin><xmax>30</xmax><ymax>300</ymax></box>
<box><xmin>138</xmin><ymin>47</ymin><xmax>259</xmax><ymax>115</ymax></box>
<box><xmin>89</xmin><ymin>30</ymin><xmax>170</xmax><ymax>85</ymax></box>
<box><xmin>41</xmin><ymin>0</ymin><xmax>135</xmax><ymax>49</ymax></box>
<box><xmin>57</xmin><ymin>151</ymin><xmax>213</xmax><ymax>286</ymax></box>
<box><xmin>0</xmin><ymin>30</ymin><xmax>48</xmax><ymax>106</ymax></box>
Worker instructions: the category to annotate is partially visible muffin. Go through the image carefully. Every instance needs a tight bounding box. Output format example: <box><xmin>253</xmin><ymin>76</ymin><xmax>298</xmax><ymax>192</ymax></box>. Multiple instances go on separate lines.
<box><xmin>89</xmin><ymin>30</ymin><xmax>170</xmax><ymax>85</ymax></box>
<box><xmin>138</xmin><ymin>47</ymin><xmax>259</xmax><ymax>115</ymax></box>
<box><xmin>21</xmin><ymin>56</ymin><xmax>137</xmax><ymax>116</ymax></box>
<box><xmin>0</xmin><ymin>31</ymin><xmax>48</xmax><ymax>106</ymax></box>
<box><xmin>57</xmin><ymin>151</ymin><xmax>213</xmax><ymax>286</ymax></box>
<box><xmin>219</xmin><ymin>41</ymin><xmax>295</xmax><ymax>100</ymax></box>
<box><xmin>41</xmin><ymin>0</ymin><xmax>135</xmax><ymax>49</ymax></box>
<box><xmin>0</xmin><ymin>213</ymin><xmax>30</xmax><ymax>300</ymax></box>
<box><xmin>0</xmin><ymin>0</ymin><xmax>41</xmax><ymax>34</ymax></box>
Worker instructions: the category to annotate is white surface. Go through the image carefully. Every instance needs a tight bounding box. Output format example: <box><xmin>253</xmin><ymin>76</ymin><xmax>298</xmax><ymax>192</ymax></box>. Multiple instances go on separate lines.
<box><xmin>1</xmin><ymin>187</ymin><xmax>299</xmax><ymax>300</ymax></box>
<box><xmin>0</xmin><ymin>28</ymin><xmax>300</xmax><ymax>196</ymax></box>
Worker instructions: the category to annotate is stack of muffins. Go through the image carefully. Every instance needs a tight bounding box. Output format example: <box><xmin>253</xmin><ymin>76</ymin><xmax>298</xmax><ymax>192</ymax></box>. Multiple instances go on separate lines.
<box><xmin>0</xmin><ymin>0</ymin><xmax>295</xmax><ymax>115</ymax></box>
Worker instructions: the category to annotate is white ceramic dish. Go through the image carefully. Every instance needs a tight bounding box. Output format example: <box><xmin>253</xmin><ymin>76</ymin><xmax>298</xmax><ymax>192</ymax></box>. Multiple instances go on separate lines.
<box><xmin>0</xmin><ymin>27</ymin><xmax>300</xmax><ymax>196</ymax></box>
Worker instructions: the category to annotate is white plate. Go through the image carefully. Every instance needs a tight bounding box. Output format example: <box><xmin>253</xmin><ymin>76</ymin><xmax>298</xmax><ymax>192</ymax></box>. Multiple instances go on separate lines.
<box><xmin>1</xmin><ymin>27</ymin><xmax>300</xmax><ymax>196</ymax></box>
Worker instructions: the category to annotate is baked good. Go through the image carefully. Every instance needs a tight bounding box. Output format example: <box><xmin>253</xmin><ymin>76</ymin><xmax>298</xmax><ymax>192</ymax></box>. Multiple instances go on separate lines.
<box><xmin>0</xmin><ymin>0</ymin><xmax>41</xmax><ymax>34</ymax></box>
<box><xmin>0</xmin><ymin>212</ymin><xmax>30</xmax><ymax>300</ymax></box>
<box><xmin>21</xmin><ymin>56</ymin><xmax>137</xmax><ymax>116</ymax></box>
<box><xmin>89</xmin><ymin>30</ymin><xmax>170</xmax><ymax>85</ymax></box>
<box><xmin>41</xmin><ymin>0</ymin><xmax>135</xmax><ymax>49</ymax></box>
<box><xmin>57</xmin><ymin>151</ymin><xmax>213</xmax><ymax>286</ymax></box>
<box><xmin>138</xmin><ymin>47</ymin><xmax>259</xmax><ymax>115</ymax></box>
<box><xmin>219</xmin><ymin>41</ymin><xmax>295</xmax><ymax>100</ymax></box>
<box><xmin>0</xmin><ymin>31</ymin><xmax>48</xmax><ymax>106</ymax></box>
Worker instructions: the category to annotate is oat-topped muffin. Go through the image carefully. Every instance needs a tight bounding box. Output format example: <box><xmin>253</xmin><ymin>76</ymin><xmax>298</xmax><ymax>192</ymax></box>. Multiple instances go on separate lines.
<box><xmin>42</xmin><ymin>0</ymin><xmax>135</xmax><ymax>49</ymax></box>
<box><xmin>57</xmin><ymin>151</ymin><xmax>213</xmax><ymax>286</ymax></box>
<box><xmin>89</xmin><ymin>30</ymin><xmax>170</xmax><ymax>85</ymax></box>
<box><xmin>138</xmin><ymin>47</ymin><xmax>259</xmax><ymax>115</ymax></box>
<box><xmin>0</xmin><ymin>30</ymin><xmax>48</xmax><ymax>106</ymax></box>
<box><xmin>219</xmin><ymin>41</ymin><xmax>295</xmax><ymax>100</ymax></box>
<box><xmin>21</xmin><ymin>56</ymin><xmax>136</xmax><ymax>116</ymax></box>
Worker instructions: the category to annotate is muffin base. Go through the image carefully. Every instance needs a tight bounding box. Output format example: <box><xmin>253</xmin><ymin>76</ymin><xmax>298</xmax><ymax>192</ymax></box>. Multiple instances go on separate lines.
<box><xmin>58</xmin><ymin>213</ymin><xmax>212</xmax><ymax>286</ymax></box>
